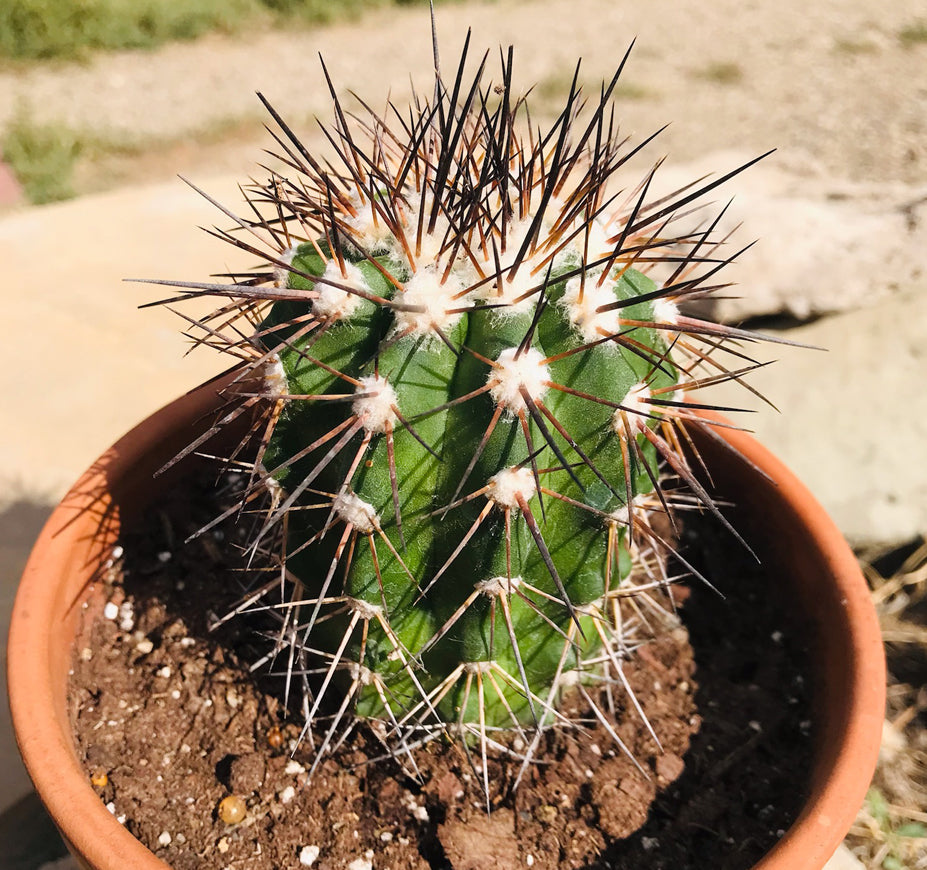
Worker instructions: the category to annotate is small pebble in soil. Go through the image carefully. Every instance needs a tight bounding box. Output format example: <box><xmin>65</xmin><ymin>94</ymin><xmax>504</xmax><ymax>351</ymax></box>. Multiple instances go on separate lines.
<box><xmin>118</xmin><ymin>601</ymin><xmax>135</xmax><ymax>631</ymax></box>
<box><xmin>90</xmin><ymin>770</ymin><xmax>108</xmax><ymax>788</ymax></box>
<box><xmin>217</xmin><ymin>795</ymin><xmax>247</xmax><ymax>825</ymax></box>
<box><xmin>299</xmin><ymin>845</ymin><xmax>320</xmax><ymax>866</ymax></box>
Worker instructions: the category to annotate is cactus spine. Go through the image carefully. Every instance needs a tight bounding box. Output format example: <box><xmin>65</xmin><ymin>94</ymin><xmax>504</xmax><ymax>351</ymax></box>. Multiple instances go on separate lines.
<box><xmin>159</xmin><ymin>36</ymin><xmax>776</xmax><ymax>778</ymax></box>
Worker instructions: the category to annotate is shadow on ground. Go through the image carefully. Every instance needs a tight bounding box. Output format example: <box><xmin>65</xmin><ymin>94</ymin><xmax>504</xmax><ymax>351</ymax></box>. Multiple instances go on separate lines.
<box><xmin>0</xmin><ymin>793</ymin><xmax>69</xmax><ymax>870</ymax></box>
<box><xmin>1</xmin><ymin>495</ymin><xmax>69</xmax><ymax>868</ymax></box>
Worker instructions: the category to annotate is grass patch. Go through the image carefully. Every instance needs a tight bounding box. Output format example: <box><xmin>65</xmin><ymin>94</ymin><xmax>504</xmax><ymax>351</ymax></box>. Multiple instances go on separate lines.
<box><xmin>898</xmin><ymin>19</ymin><xmax>927</xmax><ymax>48</ymax></box>
<box><xmin>695</xmin><ymin>61</ymin><xmax>744</xmax><ymax>85</ymax></box>
<box><xmin>1</xmin><ymin>111</ymin><xmax>83</xmax><ymax>204</ymax></box>
<box><xmin>833</xmin><ymin>37</ymin><xmax>878</xmax><ymax>55</ymax></box>
<box><xmin>0</xmin><ymin>0</ymin><xmax>261</xmax><ymax>61</ymax></box>
<box><xmin>0</xmin><ymin>0</ymin><xmax>433</xmax><ymax>61</ymax></box>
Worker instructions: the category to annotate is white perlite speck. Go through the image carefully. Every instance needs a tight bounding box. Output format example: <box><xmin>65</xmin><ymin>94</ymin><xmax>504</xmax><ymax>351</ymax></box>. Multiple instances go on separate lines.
<box><xmin>118</xmin><ymin>601</ymin><xmax>135</xmax><ymax>632</ymax></box>
<box><xmin>279</xmin><ymin>785</ymin><xmax>296</xmax><ymax>804</ymax></box>
<box><xmin>103</xmin><ymin>601</ymin><xmax>119</xmax><ymax>620</ymax></box>
<box><xmin>347</xmin><ymin>859</ymin><xmax>373</xmax><ymax>870</ymax></box>
<box><xmin>158</xmin><ymin>831</ymin><xmax>172</xmax><ymax>847</ymax></box>
<box><xmin>299</xmin><ymin>845</ymin><xmax>320</xmax><ymax>866</ymax></box>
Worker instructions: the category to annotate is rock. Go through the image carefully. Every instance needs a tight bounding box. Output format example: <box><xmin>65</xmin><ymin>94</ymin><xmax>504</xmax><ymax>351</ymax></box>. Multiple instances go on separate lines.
<box><xmin>824</xmin><ymin>843</ymin><xmax>865</xmax><ymax>870</ymax></box>
<box><xmin>709</xmin><ymin>285</ymin><xmax>927</xmax><ymax>545</ymax></box>
<box><xmin>651</xmin><ymin>152</ymin><xmax>927</xmax><ymax>323</ymax></box>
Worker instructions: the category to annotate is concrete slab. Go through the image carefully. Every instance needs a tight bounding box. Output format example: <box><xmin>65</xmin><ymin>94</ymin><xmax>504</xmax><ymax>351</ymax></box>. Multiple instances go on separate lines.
<box><xmin>0</xmin><ymin>174</ymin><xmax>251</xmax><ymax>506</ymax></box>
<box><xmin>1</xmin><ymin>173</ymin><xmax>250</xmax><ymax>816</ymax></box>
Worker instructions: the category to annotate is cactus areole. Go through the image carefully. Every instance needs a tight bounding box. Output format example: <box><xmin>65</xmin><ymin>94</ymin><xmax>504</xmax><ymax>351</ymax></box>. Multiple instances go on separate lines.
<box><xmin>158</xmin><ymin>35</ymin><xmax>779</xmax><ymax>772</ymax></box>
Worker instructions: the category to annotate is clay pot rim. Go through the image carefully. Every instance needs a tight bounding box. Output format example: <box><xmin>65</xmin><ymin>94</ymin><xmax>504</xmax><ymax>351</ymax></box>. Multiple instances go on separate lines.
<box><xmin>7</xmin><ymin>382</ymin><xmax>885</xmax><ymax>870</ymax></box>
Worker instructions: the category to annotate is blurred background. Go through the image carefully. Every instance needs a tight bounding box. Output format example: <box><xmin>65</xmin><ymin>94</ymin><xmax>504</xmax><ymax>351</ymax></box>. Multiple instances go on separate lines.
<box><xmin>1</xmin><ymin>1</ymin><xmax>925</xmax><ymax>867</ymax></box>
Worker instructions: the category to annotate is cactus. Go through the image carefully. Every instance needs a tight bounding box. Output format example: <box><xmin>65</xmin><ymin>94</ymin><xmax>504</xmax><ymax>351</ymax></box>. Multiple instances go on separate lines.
<box><xmin>153</xmin><ymin>33</ymin><xmax>781</xmax><ymax>785</ymax></box>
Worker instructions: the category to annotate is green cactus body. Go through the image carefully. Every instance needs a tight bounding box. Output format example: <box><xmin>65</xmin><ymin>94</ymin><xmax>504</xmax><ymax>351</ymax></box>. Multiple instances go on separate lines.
<box><xmin>165</xmin><ymin>39</ymin><xmax>774</xmax><ymax>762</ymax></box>
<box><xmin>257</xmin><ymin>212</ymin><xmax>679</xmax><ymax>734</ymax></box>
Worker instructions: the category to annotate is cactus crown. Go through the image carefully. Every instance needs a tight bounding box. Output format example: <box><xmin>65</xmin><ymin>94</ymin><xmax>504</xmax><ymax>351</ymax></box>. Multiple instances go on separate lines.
<box><xmin>154</xmin><ymin>31</ymin><xmax>779</xmax><ymax>788</ymax></box>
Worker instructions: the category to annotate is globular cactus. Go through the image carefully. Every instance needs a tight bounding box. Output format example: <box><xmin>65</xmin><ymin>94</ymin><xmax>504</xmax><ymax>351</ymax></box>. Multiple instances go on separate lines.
<box><xmin>155</xmin><ymin>34</ymin><xmax>778</xmax><ymax>783</ymax></box>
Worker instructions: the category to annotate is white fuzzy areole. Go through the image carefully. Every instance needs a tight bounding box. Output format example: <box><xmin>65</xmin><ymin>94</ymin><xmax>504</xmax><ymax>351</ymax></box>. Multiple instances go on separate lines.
<box><xmin>392</xmin><ymin>266</ymin><xmax>463</xmax><ymax>336</ymax></box>
<box><xmin>488</xmin><ymin>347</ymin><xmax>550</xmax><ymax>413</ymax></box>
<box><xmin>557</xmin><ymin>669</ymin><xmax>582</xmax><ymax>689</ymax></box>
<box><xmin>273</xmin><ymin>245</ymin><xmax>298</xmax><ymax>288</ymax></box>
<box><xmin>477</xmin><ymin>575</ymin><xmax>522</xmax><ymax>597</ymax></box>
<box><xmin>345</xmin><ymin>195</ymin><xmax>397</xmax><ymax>256</ymax></box>
<box><xmin>560</xmin><ymin>274</ymin><xmax>623</xmax><ymax>342</ymax></box>
<box><xmin>348</xmin><ymin>662</ymin><xmax>375</xmax><ymax>685</ymax></box>
<box><xmin>469</xmin><ymin>217</ymin><xmax>550</xmax><ymax>315</ymax></box>
<box><xmin>489</xmin><ymin>466</ymin><xmax>537</xmax><ymax>509</ymax></box>
<box><xmin>405</xmin><ymin>208</ymin><xmax>450</xmax><ymax>268</ymax></box>
<box><xmin>612</xmin><ymin>381</ymin><xmax>652</xmax><ymax>434</ymax></box>
<box><xmin>353</xmin><ymin>375</ymin><xmax>398</xmax><ymax>434</ymax></box>
<box><xmin>608</xmin><ymin>493</ymin><xmax>650</xmax><ymax>529</ymax></box>
<box><xmin>578</xmin><ymin>217</ymin><xmax>614</xmax><ymax>262</ymax></box>
<box><xmin>313</xmin><ymin>260</ymin><xmax>371</xmax><ymax>321</ymax></box>
<box><xmin>262</xmin><ymin>353</ymin><xmax>288</xmax><ymax>398</ymax></box>
<box><xmin>333</xmin><ymin>491</ymin><xmax>380</xmax><ymax>534</ymax></box>
<box><xmin>346</xmin><ymin>596</ymin><xmax>383</xmax><ymax>620</ymax></box>
<box><xmin>651</xmin><ymin>296</ymin><xmax>680</xmax><ymax>326</ymax></box>
<box><xmin>471</xmin><ymin>266</ymin><xmax>541</xmax><ymax>315</ymax></box>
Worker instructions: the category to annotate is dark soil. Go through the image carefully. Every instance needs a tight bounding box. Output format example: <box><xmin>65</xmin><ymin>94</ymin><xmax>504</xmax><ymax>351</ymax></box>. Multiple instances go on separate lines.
<box><xmin>69</xmin><ymin>470</ymin><xmax>813</xmax><ymax>869</ymax></box>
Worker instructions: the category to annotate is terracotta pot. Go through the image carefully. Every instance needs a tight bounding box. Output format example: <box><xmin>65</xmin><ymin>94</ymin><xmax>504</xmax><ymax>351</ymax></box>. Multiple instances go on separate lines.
<box><xmin>7</xmin><ymin>380</ymin><xmax>885</xmax><ymax>870</ymax></box>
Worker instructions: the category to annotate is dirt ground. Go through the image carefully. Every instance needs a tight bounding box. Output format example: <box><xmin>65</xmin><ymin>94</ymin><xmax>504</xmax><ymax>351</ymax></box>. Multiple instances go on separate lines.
<box><xmin>2</xmin><ymin>0</ymin><xmax>926</xmax><ymax>193</ymax></box>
